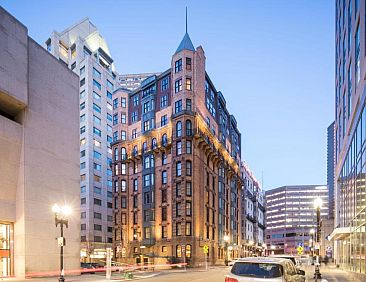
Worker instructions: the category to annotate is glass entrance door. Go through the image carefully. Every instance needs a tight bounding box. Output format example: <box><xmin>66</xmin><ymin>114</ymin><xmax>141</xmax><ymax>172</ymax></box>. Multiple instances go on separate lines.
<box><xmin>0</xmin><ymin>223</ymin><xmax>12</xmax><ymax>277</ymax></box>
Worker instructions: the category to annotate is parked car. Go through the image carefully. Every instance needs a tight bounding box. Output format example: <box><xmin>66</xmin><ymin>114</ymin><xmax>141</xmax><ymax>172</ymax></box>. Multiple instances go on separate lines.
<box><xmin>269</xmin><ymin>255</ymin><xmax>302</xmax><ymax>269</ymax></box>
<box><xmin>228</xmin><ymin>258</ymin><xmax>240</xmax><ymax>266</ymax></box>
<box><xmin>80</xmin><ymin>262</ymin><xmax>103</xmax><ymax>274</ymax></box>
<box><xmin>224</xmin><ymin>257</ymin><xmax>305</xmax><ymax>282</ymax></box>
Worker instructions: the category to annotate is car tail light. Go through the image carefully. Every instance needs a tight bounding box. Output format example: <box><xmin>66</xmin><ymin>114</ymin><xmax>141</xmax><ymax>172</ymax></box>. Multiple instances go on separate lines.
<box><xmin>225</xmin><ymin>277</ymin><xmax>238</xmax><ymax>282</ymax></box>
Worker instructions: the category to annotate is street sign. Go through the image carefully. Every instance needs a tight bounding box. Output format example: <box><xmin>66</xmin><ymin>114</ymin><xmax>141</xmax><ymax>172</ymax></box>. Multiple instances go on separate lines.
<box><xmin>57</xmin><ymin>237</ymin><xmax>65</xmax><ymax>247</ymax></box>
<box><xmin>203</xmin><ymin>245</ymin><xmax>209</xmax><ymax>254</ymax></box>
<box><xmin>297</xmin><ymin>246</ymin><xmax>304</xmax><ymax>255</ymax></box>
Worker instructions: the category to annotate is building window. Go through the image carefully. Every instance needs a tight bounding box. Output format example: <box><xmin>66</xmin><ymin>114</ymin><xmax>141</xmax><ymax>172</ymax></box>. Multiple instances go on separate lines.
<box><xmin>355</xmin><ymin>23</ymin><xmax>360</xmax><ymax>84</ymax></box>
<box><xmin>94</xmin><ymin>198</ymin><xmax>102</xmax><ymax>206</ymax></box>
<box><xmin>133</xmin><ymin>95</ymin><xmax>139</xmax><ymax>106</ymax></box>
<box><xmin>107</xmin><ymin>91</ymin><xmax>112</xmax><ymax>100</ymax></box>
<box><xmin>162</xmin><ymin>134</ymin><xmax>168</xmax><ymax>146</ymax></box>
<box><xmin>186</xmin><ymin>182</ymin><xmax>192</xmax><ymax>196</ymax></box>
<box><xmin>143</xmin><ymin>101</ymin><xmax>150</xmax><ymax>113</ymax></box>
<box><xmin>80</xmin><ymin>126</ymin><xmax>86</xmax><ymax>134</ymax></box>
<box><xmin>176</xmin><ymin>161</ymin><xmax>182</xmax><ymax>177</ymax></box>
<box><xmin>186</xmin><ymin>120</ymin><xmax>192</xmax><ymax>135</ymax></box>
<box><xmin>162</xmin><ymin>189</ymin><xmax>167</xmax><ymax>203</ymax></box>
<box><xmin>93</xmin><ymin>91</ymin><xmax>101</xmax><ymax>101</ymax></box>
<box><xmin>121</xmin><ymin>130</ymin><xmax>126</xmax><ymax>140</ymax></box>
<box><xmin>121</xmin><ymin>180</ymin><xmax>127</xmax><ymax>192</ymax></box>
<box><xmin>176</xmin><ymin>223</ymin><xmax>182</xmax><ymax>236</ymax></box>
<box><xmin>186</xmin><ymin>201</ymin><xmax>192</xmax><ymax>216</ymax></box>
<box><xmin>144</xmin><ymin>227</ymin><xmax>151</xmax><ymax>239</ymax></box>
<box><xmin>162</xmin><ymin>227</ymin><xmax>168</xmax><ymax>239</ymax></box>
<box><xmin>186</xmin><ymin>222</ymin><xmax>192</xmax><ymax>236</ymax></box>
<box><xmin>113</xmin><ymin>98</ymin><xmax>118</xmax><ymax>109</ymax></box>
<box><xmin>80</xmin><ymin>78</ymin><xmax>85</xmax><ymax>87</ymax></box>
<box><xmin>113</xmin><ymin>131</ymin><xmax>118</xmax><ymax>141</ymax></box>
<box><xmin>113</xmin><ymin>114</ymin><xmax>118</xmax><ymax>125</ymax></box>
<box><xmin>186</xmin><ymin>57</ymin><xmax>192</xmax><ymax>70</ymax></box>
<box><xmin>121</xmin><ymin>97</ymin><xmax>126</xmax><ymax>108</ymax></box>
<box><xmin>133</xmin><ymin>178</ymin><xmax>138</xmax><ymax>191</ymax></box>
<box><xmin>93</xmin><ymin>103</ymin><xmax>101</xmax><ymax>113</ymax></box>
<box><xmin>176</xmin><ymin>182</ymin><xmax>181</xmax><ymax>197</ymax></box>
<box><xmin>121</xmin><ymin>196</ymin><xmax>127</xmax><ymax>208</ymax></box>
<box><xmin>186</xmin><ymin>160</ymin><xmax>192</xmax><ymax>176</ymax></box>
<box><xmin>175</xmin><ymin>100</ymin><xmax>182</xmax><ymax>113</ymax></box>
<box><xmin>162</xmin><ymin>170</ymin><xmax>168</xmax><ymax>184</ymax></box>
<box><xmin>152</xmin><ymin>138</ymin><xmax>157</xmax><ymax>149</ymax></box>
<box><xmin>121</xmin><ymin>147</ymin><xmax>127</xmax><ymax>160</ymax></box>
<box><xmin>186</xmin><ymin>78</ymin><xmax>192</xmax><ymax>90</ymax></box>
<box><xmin>80</xmin><ymin>102</ymin><xmax>85</xmax><ymax>110</ymax></box>
<box><xmin>162</xmin><ymin>153</ymin><xmax>167</xmax><ymax>165</ymax></box>
<box><xmin>132</xmin><ymin>129</ymin><xmax>137</xmax><ymax>139</ymax></box>
<box><xmin>143</xmin><ymin>120</ymin><xmax>150</xmax><ymax>132</ymax></box>
<box><xmin>93</xmin><ymin>127</ymin><xmax>101</xmax><ymax>137</ymax></box>
<box><xmin>162</xmin><ymin>206</ymin><xmax>167</xmax><ymax>221</ymax></box>
<box><xmin>186</xmin><ymin>99</ymin><xmax>192</xmax><ymax>111</ymax></box>
<box><xmin>121</xmin><ymin>163</ymin><xmax>126</xmax><ymax>175</ymax></box>
<box><xmin>176</xmin><ymin>141</ymin><xmax>182</xmax><ymax>155</ymax></box>
<box><xmin>161</xmin><ymin>95</ymin><xmax>168</xmax><ymax>108</ymax></box>
<box><xmin>131</xmin><ymin>111</ymin><xmax>138</xmax><ymax>123</ymax></box>
<box><xmin>175</xmin><ymin>79</ymin><xmax>183</xmax><ymax>93</ymax></box>
<box><xmin>161</xmin><ymin>76</ymin><xmax>169</xmax><ymax>91</ymax></box>
<box><xmin>175</xmin><ymin>58</ymin><xmax>182</xmax><ymax>73</ymax></box>
<box><xmin>176</xmin><ymin>121</ymin><xmax>182</xmax><ymax>137</ymax></box>
<box><xmin>107</xmin><ymin>80</ymin><xmax>114</xmax><ymax>90</ymax></box>
<box><xmin>107</xmin><ymin>113</ymin><xmax>112</xmax><ymax>122</ymax></box>
<box><xmin>81</xmin><ymin>198</ymin><xmax>86</xmax><ymax>204</ymax></box>
<box><xmin>161</xmin><ymin>115</ymin><xmax>168</xmax><ymax>127</ymax></box>
<box><xmin>121</xmin><ymin>113</ymin><xmax>126</xmax><ymax>124</ymax></box>
<box><xmin>93</xmin><ymin>79</ymin><xmax>101</xmax><ymax>90</ymax></box>
<box><xmin>186</xmin><ymin>140</ymin><xmax>192</xmax><ymax>154</ymax></box>
<box><xmin>93</xmin><ymin>67</ymin><xmax>101</xmax><ymax>79</ymax></box>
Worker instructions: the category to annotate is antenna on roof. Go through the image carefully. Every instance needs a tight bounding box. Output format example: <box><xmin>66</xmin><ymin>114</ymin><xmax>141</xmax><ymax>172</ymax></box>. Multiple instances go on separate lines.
<box><xmin>185</xmin><ymin>6</ymin><xmax>188</xmax><ymax>34</ymax></box>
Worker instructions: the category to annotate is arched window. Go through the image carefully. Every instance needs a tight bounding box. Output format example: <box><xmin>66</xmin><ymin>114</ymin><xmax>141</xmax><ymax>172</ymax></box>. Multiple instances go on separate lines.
<box><xmin>162</xmin><ymin>134</ymin><xmax>168</xmax><ymax>146</ymax></box>
<box><xmin>152</xmin><ymin>138</ymin><xmax>157</xmax><ymax>149</ymax></box>
<box><xmin>114</xmin><ymin>148</ymin><xmax>118</xmax><ymax>161</ymax></box>
<box><xmin>186</xmin><ymin>244</ymin><xmax>191</xmax><ymax>258</ymax></box>
<box><xmin>186</xmin><ymin>160</ymin><xmax>192</xmax><ymax>176</ymax></box>
<box><xmin>142</xmin><ymin>142</ymin><xmax>147</xmax><ymax>153</ymax></box>
<box><xmin>121</xmin><ymin>147</ymin><xmax>127</xmax><ymax>160</ymax></box>
<box><xmin>133</xmin><ymin>145</ymin><xmax>138</xmax><ymax>156</ymax></box>
<box><xmin>176</xmin><ymin>161</ymin><xmax>182</xmax><ymax>177</ymax></box>
<box><xmin>186</xmin><ymin>120</ymin><xmax>192</xmax><ymax>136</ymax></box>
<box><xmin>176</xmin><ymin>121</ymin><xmax>182</xmax><ymax>137</ymax></box>
<box><xmin>176</xmin><ymin>245</ymin><xmax>182</xmax><ymax>258</ymax></box>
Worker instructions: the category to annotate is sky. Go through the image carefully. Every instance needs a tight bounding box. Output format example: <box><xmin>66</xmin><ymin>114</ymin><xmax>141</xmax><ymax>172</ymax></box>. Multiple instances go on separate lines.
<box><xmin>1</xmin><ymin>0</ymin><xmax>335</xmax><ymax>190</ymax></box>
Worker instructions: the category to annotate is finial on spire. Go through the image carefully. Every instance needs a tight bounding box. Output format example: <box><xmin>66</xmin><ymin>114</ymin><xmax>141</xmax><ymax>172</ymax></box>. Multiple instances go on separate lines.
<box><xmin>185</xmin><ymin>6</ymin><xmax>188</xmax><ymax>34</ymax></box>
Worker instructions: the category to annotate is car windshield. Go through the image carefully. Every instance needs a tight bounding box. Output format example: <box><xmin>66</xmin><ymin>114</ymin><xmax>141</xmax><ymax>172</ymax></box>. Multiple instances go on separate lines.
<box><xmin>231</xmin><ymin>262</ymin><xmax>283</xmax><ymax>278</ymax></box>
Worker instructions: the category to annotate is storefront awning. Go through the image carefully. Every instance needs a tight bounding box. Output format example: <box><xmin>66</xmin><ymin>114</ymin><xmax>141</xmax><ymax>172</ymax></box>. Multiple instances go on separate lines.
<box><xmin>329</xmin><ymin>227</ymin><xmax>351</xmax><ymax>241</ymax></box>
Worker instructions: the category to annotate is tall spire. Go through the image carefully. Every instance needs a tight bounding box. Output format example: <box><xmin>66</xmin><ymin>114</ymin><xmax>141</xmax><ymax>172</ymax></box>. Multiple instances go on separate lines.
<box><xmin>175</xmin><ymin>7</ymin><xmax>195</xmax><ymax>54</ymax></box>
<box><xmin>186</xmin><ymin>6</ymin><xmax>188</xmax><ymax>34</ymax></box>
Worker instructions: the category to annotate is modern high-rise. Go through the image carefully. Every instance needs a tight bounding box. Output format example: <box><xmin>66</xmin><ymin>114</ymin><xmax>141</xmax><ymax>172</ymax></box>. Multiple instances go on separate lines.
<box><xmin>265</xmin><ymin>185</ymin><xmax>328</xmax><ymax>255</ymax></box>
<box><xmin>327</xmin><ymin>121</ymin><xmax>335</xmax><ymax>219</ymax></box>
<box><xmin>46</xmin><ymin>18</ymin><xmax>117</xmax><ymax>261</ymax></box>
<box><xmin>330</xmin><ymin>0</ymin><xmax>366</xmax><ymax>277</ymax></box>
<box><xmin>0</xmin><ymin>7</ymin><xmax>80</xmax><ymax>279</ymax></box>
<box><xmin>111</xmin><ymin>29</ymin><xmax>264</xmax><ymax>266</ymax></box>
<box><xmin>117</xmin><ymin>73</ymin><xmax>160</xmax><ymax>91</ymax></box>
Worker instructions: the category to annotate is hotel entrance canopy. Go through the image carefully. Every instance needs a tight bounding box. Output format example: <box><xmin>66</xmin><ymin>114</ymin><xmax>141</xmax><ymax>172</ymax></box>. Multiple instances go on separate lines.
<box><xmin>329</xmin><ymin>227</ymin><xmax>351</xmax><ymax>241</ymax></box>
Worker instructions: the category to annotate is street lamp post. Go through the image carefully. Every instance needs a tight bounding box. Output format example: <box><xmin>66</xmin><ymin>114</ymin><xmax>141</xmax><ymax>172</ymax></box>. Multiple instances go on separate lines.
<box><xmin>223</xmin><ymin>235</ymin><xmax>229</xmax><ymax>266</ymax></box>
<box><xmin>313</xmin><ymin>197</ymin><xmax>323</xmax><ymax>280</ymax></box>
<box><xmin>52</xmin><ymin>204</ymin><xmax>71</xmax><ymax>282</ymax></box>
<box><xmin>310</xmin><ymin>228</ymin><xmax>315</xmax><ymax>259</ymax></box>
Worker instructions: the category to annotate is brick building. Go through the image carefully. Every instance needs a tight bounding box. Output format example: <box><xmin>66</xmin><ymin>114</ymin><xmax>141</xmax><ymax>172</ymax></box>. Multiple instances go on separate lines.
<box><xmin>111</xmin><ymin>30</ymin><xmax>263</xmax><ymax>266</ymax></box>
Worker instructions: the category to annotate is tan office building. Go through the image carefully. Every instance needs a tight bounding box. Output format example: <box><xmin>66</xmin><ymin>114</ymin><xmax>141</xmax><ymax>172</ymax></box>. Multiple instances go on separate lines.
<box><xmin>0</xmin><ymin>7</ymin><xmax>80</xmax><ymax>279</ymax></box>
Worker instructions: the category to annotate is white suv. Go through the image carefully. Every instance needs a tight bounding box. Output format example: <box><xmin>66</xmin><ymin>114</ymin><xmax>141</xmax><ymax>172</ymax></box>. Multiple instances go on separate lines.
<box><xmin>225</xmin><ymin>257</ymin><xmax>305</xmax><ymax>282</ymax></box>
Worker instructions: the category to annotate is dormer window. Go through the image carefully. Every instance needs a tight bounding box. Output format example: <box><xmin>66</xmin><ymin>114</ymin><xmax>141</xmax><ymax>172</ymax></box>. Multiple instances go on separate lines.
<box><xmin>175</xmin><ymin>59</ymin><xmax>182</xmax><ymax>73</ymax></box>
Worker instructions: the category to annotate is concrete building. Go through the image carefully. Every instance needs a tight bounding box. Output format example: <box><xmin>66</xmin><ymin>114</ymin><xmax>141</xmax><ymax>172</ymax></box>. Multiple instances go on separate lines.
<box><xmin>330</xmin><ymin>1</ymin><xmax>366</xmax><ymax>278</ymax></box>
<box><xmin>0</xmin><ymin>7</ymin><xmax>80</xmax><ymax>279</ymax></box>
<box><xmin>111</xmin><ymin>29</ymin><xmax>258</xmax><ymax>266</ymax></box>
<box><xmin>117</xmin><ymin>73</ymin><xmax>160</xmax><ymax>91</ymax></box>
<box><xmin>45</xmin><ymin>18</ymin><xmax>116</xmax><ymax>261</ymax></box>
<box><xmin>265</xmin><ymin>185</ymin><xmax>328</xmax><ymax>255</ymax></box>
<box><xmin>327</xmin><ymin>121</ymin><xmax>335</xmax><ymax>219</ymax></box>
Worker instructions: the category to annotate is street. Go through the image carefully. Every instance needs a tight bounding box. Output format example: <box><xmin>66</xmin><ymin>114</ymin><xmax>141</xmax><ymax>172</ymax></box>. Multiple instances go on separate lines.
<box><xmin>13</xmin><ymin>265</ymin><xmax>358</xmax><ymax>282</ymax></box>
